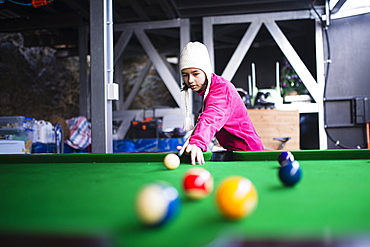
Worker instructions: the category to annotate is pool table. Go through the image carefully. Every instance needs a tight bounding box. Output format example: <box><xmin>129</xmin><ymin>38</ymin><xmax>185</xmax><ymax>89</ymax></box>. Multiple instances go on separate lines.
<box><xmin>0</xmin><ymin>149</ymin><xmax>370</xmax><ymax>247</ymax></box>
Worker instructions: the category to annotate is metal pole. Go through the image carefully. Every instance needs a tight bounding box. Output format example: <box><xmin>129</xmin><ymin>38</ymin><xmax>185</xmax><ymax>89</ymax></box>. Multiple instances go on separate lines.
<box><xmin>90</xmin><ymin>0</ymin><xmax>114</xmax><ymax>153</ymax></box>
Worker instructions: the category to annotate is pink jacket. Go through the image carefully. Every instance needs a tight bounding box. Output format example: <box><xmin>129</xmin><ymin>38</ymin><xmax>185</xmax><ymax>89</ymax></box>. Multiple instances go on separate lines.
<box><xmin>188</xmin><ymin>73</ymin><xmax>264</xmax><ymax>152</ymax></box>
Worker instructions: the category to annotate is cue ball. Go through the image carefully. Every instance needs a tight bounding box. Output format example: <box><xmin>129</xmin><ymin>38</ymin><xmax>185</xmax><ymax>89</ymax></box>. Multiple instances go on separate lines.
<box><xmin>278</xmin><ymin>160</ymin><xmax>302</xmax><ymax>186</ymax></box>
<box><xmin>183</xmin><ymin>167</ymin><xmax>213</xmax><ymax>200</ymax></box>
<box><xmin>278</xmin><ymin>151</ymin><xmax>295</xmax><ymax>167</ymax></box>
<box><xmin>163</xmin><ymin>153</ymin><xmax>180</xmax><ymax>170</ymax></box>
<box><xmin>136</xmin><ymin>181</ymin><xmax>181</xmax><ymax>226</ymax></box>
<box><xmin>216</xmin><ymin>176</ymin><xmax>258</xmax><ymax>220</ymax></box>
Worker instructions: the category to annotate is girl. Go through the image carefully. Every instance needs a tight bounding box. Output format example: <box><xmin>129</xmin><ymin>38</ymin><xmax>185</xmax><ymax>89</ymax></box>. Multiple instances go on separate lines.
<box><xmin>177</xmin><ymin>42</ymin><xmax>264</xmax><ymax>165</ymax></box>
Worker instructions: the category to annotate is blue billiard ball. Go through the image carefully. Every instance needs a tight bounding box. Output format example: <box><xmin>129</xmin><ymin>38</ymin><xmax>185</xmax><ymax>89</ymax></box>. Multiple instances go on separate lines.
<box><xmin>136</xmin><ymin>181</ymin><xmax>181</xmax><ymax>226</ymax></box>
<box><xmin>278</xmin><ymin>160</ymin><xmax>301</xmax><ymax>186</ymax></box>
<box><xmin>278</xmin><ymin>151</ymin><xmax>295</xmax><ymax>167</ymax></box>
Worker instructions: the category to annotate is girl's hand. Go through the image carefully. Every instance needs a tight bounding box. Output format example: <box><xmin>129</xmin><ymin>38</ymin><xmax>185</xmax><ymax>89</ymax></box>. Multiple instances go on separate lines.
<box><xmin>177</xmin><ymin>144</ymin><xmax>205</xmax><ymax>165</ymax></box>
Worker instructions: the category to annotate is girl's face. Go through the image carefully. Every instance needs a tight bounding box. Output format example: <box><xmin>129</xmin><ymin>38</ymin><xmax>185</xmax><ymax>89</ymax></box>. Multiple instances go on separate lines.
<box><xmin>181</xmin><ymin>68</ymin><xmax>207</xmax><ymax>92</ymax></box>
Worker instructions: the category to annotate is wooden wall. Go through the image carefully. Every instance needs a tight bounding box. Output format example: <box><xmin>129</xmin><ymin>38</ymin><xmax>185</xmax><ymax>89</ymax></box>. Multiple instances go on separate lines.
<box><xmin>248</xmin><ymin>109</ymin><xmax>300</xmax><ymax>150</ymax></box>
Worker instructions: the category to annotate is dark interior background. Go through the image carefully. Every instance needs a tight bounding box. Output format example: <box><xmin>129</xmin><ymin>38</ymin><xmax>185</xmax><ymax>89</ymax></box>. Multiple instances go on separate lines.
<box><xmin>0</xmin><ymin>0</ymin><xmax>369</xmax><ymax>150</ymax></box>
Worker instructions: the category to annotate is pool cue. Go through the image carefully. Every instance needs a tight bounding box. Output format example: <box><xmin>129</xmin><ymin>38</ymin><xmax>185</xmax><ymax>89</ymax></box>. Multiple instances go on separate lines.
<box><xmin>178</xmin><ymin>136</ymin><xmax>190</xmax><ymax>157</ymax></box>
<box><xmin>178</xmin><ymin>128</ymin><xmax>195</xmax><ymax>157</ymax></box>
<box><xmin>179</xmin><ymin>98</ymin><xmax>205</xmax><ymax>157</ymax></box>
<box><xmin>367</xmin><ymin>122</ymin><xmax>370</xmax><ymax>149</ymax></box>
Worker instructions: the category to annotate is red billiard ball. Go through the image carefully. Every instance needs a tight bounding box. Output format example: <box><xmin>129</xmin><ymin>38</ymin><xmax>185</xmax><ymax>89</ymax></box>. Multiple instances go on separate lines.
<box><xmin>278</xmin><ymin>151</ymin><xmax>295</xmax><ymax>167</ymax></box>
<box><xmin>183</xmin><ymin>167</ymin><xmax>213</xmax><ymax>200</ymax></box>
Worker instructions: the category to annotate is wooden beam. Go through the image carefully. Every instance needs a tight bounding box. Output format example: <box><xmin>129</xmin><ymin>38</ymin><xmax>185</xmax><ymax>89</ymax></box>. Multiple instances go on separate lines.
<box><xmin>23</xmin><ymin>31</ymin><xmax>79</xmax><ymax>47</ymax></box>
<box><xmin>123</xmin><ymin>60</ymin><xmax>152</xmax><ymax>111</ymax></box>
<box><xmin>62</xmin><ymin>0</ymin><xmax>90</xmax><ymax>21</ymax></box>
<box><xmin>0</xmin><ymin>12</ymin><xmax>84</xmax><ymax>32</ymax></box>
<box><xmin>126</xmin><ymin>0</ymin><xmax>150</xmax><ymax>21</ymax></box>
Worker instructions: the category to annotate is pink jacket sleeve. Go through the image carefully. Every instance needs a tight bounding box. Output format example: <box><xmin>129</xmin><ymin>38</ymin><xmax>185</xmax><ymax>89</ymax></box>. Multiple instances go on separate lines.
<box><xmin>188</xmin><ymin>76</ymin><xmax>231</xmax><ymax>151</ymax></box>
<box><xmin>188</xmin><ymin>74</ymin><xmax>264</xmax><ymax>152</ymax></box>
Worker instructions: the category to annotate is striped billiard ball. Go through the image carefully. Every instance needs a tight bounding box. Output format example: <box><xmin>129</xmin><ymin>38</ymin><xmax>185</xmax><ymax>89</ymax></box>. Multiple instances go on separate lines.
<box><xmin>278</xmin><ymin>151</ymin><xmax>295</xmax><ymax>167</ymax></box>
<box><xmin>216</xmin><ymin>176</ymin><xmax>258</xmax><ymax>220</ymax></box>
<box><xmin>278</xmin><ymin>160</ymin><xmax>302</xmax><ymax>186</ymax></box>
<box><xmin>136</xmin><ymin>181</ymin><xmax>181</xmax><ymax>226</ymax></box>
<box><xmin>183</xmin><ymin>167</ymin><xmax>213</xmax><ymax>200</ymax></box>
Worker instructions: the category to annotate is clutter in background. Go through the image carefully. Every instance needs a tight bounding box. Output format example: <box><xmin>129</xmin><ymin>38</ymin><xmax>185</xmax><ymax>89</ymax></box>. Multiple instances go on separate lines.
<box><xmin>0</xmin><ymin>115</ymin><xmax>90</xmax><ymax>154</ymax></box>
<box><xmin>0</xmin><ymin>115</ymin><xmax>183</xmax><ymax>154</ymax></box>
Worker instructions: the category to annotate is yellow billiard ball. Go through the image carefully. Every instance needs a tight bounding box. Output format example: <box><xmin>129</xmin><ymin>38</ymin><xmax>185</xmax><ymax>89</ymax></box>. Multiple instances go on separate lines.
<box><xmin>216</xmin><ymin>176</ymin><xmax>258</xmax><ymax>220</ymax></box>
<box><xmin>163</xmin><ymin>153</ymin><xmax>180</xmax><ymax>170</ymax></box>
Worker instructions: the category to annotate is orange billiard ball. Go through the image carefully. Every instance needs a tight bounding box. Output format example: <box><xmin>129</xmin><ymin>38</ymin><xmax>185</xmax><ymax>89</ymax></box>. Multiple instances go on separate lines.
<box><xmin>216</xmin><ymin>176</ymin><xmax>258</xmax><ymax>220</ymax></box>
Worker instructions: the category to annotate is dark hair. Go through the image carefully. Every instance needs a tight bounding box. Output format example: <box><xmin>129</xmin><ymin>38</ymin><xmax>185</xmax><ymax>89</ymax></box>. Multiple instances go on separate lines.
<box><xmin>181</xmin><ymin>78</ymin><xmax>208</xmax><ymax>92</ymax></box>
<box><xmin>181</xmin><ymin>82</ymin><xmax>189</xmax><ymax>91</ymax></box>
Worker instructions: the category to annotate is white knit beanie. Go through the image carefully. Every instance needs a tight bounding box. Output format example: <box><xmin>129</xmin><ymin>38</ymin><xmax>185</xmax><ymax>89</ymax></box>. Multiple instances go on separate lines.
<box><xmin>179</xmin><ymin>42</ymin><xmax>213</xmax><ymax>131</ymax></box>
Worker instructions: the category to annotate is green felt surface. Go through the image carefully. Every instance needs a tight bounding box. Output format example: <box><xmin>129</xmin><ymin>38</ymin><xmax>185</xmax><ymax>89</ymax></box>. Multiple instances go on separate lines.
<box><xmin>0</xmin><ymin>152</ymin><xmax>213</xmax><ymax>164</ymax></box>
<box><xmin>0</xmin><ymin>150</ymin><xmax>370</xmax><ymax>247</ymax></box>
